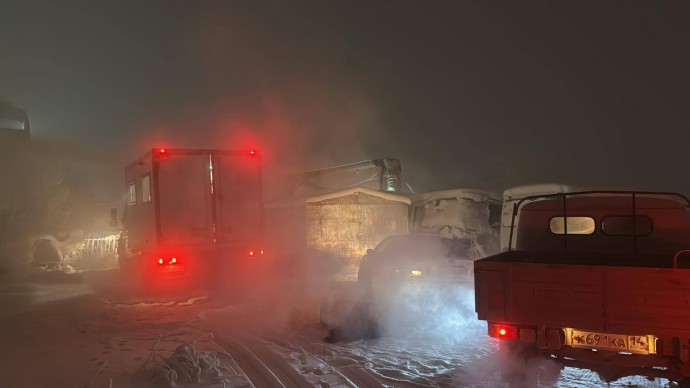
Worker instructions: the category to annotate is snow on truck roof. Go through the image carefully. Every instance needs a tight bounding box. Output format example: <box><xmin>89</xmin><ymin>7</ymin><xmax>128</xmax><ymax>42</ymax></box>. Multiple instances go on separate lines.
<box><xmin>410</xmin><ymin>188</ymin><xmax>501</xmax><ymax>203</ymax></box>
<box><xmin>521</xmin><ymin>192</ymin><xmax>690</xmax><ymax>209</ymax></box>
<box><xmin>503</xmin><ymin>183</ymin><xmax>574</xmax><ymax>200</ymax></box>
<box><xmin>306</xmin><ymin>186</ymin><xmax>412</xmax><ymax>205</ymax></box>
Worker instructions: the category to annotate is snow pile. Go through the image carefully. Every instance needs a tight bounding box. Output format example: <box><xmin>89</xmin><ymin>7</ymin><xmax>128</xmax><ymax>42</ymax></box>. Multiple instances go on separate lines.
<box><xmin>27</xmin><ymin>233</ymin><xmax>119</xmax><ymax>275</ymax></box>
<box><xmin>419</xmin><ymin>194</ymin><xmax>499</xmax><ymax>259</ymax></box>
<box><xmin>133</xmin><ymin>333</ymin><xmax>247</xmax><ymax>388</ymax></box>
<box><xmin>421</xmin><ymin>196</ymin><xmax>493</xmax><ymax>237</ymax></box>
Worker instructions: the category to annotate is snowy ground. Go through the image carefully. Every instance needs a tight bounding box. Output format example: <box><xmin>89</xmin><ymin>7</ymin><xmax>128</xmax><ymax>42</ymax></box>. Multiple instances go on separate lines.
<box><xmin>0</xmin><ymin>265</ymin><xmax>676</xmax><ymax>387</ymax></box>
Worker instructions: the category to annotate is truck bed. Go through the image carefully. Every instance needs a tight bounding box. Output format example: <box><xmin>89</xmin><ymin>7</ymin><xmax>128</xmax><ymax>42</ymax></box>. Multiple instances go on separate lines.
<box><xmin>475</xmin><ymin>251</ymin><xmax>690</xmax><ymax>338</ymax></box>
<box><xmin>477</xmin><ymin>192</ymin><xmax>690</xmax><ymax>381</ymax></box>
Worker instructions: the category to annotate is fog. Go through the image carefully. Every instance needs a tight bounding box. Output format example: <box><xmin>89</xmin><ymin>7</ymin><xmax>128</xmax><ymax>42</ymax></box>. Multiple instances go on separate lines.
<box><xmin>1</xmin><ymin>1</ymin><xmax>689</xmax><ymax>386</ymax></box>
<box><xmin>3</xmin><ymin>1</ymin><xmax>690</xmax><ymax>197</ymax></box>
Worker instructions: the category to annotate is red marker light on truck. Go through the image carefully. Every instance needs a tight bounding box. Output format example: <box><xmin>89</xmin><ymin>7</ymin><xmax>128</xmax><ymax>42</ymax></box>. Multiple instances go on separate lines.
<box><xmin>249</xmin><ymin>250</ymin><xmax>254</xmax><ymax>257</ymax></box>
<box><xmin>158</xmin><ymin>258</ymin><xmax>164</xmax><ymax>265</ymax></box>
<box><xmin>171</xmin><ymin>257</ymin><xmax>177</xmax><ymax>263</ymax></box>
<box><xmin>249</xmin><ymin>149</ymin><xmax>257</xmax><ymax>156</ymax></box>
<box><xmin>157</xmin><ymin>148</ymin><xmax>170</xmax><ymax>157</ymax></box>
<box><xmin>488</xmin><ymin>324</ymin><xmax>518</xmax><ymax>340</ymax></box>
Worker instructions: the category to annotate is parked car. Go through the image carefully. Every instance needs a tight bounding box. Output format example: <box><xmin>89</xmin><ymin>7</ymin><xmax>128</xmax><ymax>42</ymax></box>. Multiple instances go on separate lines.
<box><xmin>320</xmin><ymin>233</ymin><xmax>482</xmax><ymax>336</ymax></box>
<box><xmin>357</xmin><ymin>233</ymin><xmax>479</xmax><ymax>292</ymax></box>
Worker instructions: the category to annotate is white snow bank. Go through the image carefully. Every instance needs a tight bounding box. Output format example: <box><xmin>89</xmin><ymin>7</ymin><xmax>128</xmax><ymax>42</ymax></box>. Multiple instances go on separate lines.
<box><xmin>133</xmin><ymin>333</ymin><xmax>250</xmax><ymax>388</ymax></box>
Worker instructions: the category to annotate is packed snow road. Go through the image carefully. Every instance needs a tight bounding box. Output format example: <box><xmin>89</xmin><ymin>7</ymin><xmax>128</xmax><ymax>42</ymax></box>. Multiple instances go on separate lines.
<box><xmin>0</xmin><ymin>269</ymin><xmax>675</xmax><ymax>387</ymax></box>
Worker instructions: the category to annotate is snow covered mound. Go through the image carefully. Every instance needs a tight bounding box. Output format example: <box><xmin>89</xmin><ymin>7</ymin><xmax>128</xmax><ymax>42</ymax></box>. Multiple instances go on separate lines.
<box><xmin>133</xmin><ymin>333</ymin><xmax>250</xmax><ymax>388</ymax></box>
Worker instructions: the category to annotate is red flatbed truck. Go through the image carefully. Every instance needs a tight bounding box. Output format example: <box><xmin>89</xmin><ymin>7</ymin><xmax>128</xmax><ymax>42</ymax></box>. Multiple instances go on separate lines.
<box><xmin>474</xmin><ymin>191</ymin><xmax>690</xmax><ymax>384</ymax></box>
<box><xmin>117</xmin><ymin>148</ymin><xmax>265</xmax><ymax>284</ymax></box>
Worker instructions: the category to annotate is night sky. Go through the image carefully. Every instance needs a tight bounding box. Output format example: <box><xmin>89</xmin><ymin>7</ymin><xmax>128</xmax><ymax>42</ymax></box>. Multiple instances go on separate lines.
<box><xmin>2</xmin><ymin>1</ymin><xmax>689</xmax><ymax>198</ymax></box>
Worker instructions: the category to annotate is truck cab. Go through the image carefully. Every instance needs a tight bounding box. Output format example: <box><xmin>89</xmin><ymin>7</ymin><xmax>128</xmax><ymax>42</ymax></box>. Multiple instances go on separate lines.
<box><xmin>474</xmin><ymin>191</ymin><xmax>690</xmax><ymax>384</ymax></box>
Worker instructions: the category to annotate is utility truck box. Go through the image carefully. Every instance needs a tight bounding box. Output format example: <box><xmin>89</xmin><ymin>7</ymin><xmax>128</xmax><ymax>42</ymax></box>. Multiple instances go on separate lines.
<box><xmin>118</xmin><ymin>148</ymin><xmax>265</xmax><ymax>281</ymax></box>
<box><xmin>474</xmin><ymin>191</ymin><xmax>690</xmax><ymax>384</ymax></box>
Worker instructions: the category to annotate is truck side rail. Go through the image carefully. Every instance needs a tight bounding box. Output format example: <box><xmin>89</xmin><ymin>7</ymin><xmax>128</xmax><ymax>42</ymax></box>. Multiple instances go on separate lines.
<box><xmin>482</xmin><ymin>249</ymin><xmax>686</xmax><ymax>268</ymax></box>
<box><xmin>674</xmin><ymin>249</ymin><xmax>690</xmax><ymax>269</ymax></box>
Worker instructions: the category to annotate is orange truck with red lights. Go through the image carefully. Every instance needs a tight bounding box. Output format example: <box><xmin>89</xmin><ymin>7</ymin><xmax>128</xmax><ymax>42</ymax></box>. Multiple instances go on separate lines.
<box><xmin>474</xmin><ymin>191</ymin><xmax>690</xmax><ymax>385</ymax></box>
<box><xmin>117</xmin><ymin>148</ymin><xmax>265</xmax><ymax>283</ymax></box>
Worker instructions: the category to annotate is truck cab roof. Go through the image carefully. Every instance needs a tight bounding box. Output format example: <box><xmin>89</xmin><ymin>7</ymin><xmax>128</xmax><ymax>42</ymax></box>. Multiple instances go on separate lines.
<box><xmin>509</xmin><ymin>191</ymin><xmax>690</xmax><ymax>261</ymax></box>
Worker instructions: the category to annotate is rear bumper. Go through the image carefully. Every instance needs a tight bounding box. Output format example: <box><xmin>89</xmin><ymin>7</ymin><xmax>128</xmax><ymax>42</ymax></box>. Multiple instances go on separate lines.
<box><xmin>487</xmin><ymin>321</ymin><xmax>690</xmax><ymax>380</ymax></box>
<box><xmin>153</xmin><ymin>264</ymin><xmax>188</xmax><ymax>278</ymax></box>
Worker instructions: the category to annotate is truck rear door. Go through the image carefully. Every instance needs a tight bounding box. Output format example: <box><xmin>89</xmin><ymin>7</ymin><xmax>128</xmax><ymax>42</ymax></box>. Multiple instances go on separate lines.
<box><xmin>157</xmin><ymin>152</ymin><xmax>213</xmax><ymax>245</ymax></box>
<box><xmin>508</xmin><ymin>263</ymin><xmax>605</xmax><ymax>330</ymax></box>
<box><xmin>475</xmin><ymin>258</ymin><xmax>606</xmax><ymax>331</ymax></box>
<box><xmin>214</xmin><ymin>153</ymin><xmax>262</xmax><ymax>243</ymax></box>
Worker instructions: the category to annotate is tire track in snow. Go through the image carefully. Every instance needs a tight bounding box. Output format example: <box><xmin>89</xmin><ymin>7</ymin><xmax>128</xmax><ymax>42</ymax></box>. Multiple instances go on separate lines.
<box><xmin>264</xmin><ymin>336</ymin><xmax>363</xmax><ymax>388</ymax></box>
<box><xmin>337</xmin><ymin>365</ymin><xmax>384</xmax><ymax>387</ymax></box>
<box><xmin>216</xmin><ymin>332</ymin><xmax>312</xmax><ymax>388</ymax></box>
<box><xmin>215</xmin><ymin>335</ymin><xmax>283</xmax><ymax>388</ymax></box>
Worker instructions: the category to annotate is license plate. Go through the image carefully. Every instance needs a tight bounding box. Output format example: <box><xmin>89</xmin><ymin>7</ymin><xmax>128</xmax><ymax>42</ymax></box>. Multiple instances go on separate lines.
<box><xmin>566</xmin><ymin>328</ymin><xmax>656</xmax><ymax>355</ymax></box>
<box><xmin>160</xmin><ymin>265</ymin><xmax>184</xmax><ymax>272</ymax></box>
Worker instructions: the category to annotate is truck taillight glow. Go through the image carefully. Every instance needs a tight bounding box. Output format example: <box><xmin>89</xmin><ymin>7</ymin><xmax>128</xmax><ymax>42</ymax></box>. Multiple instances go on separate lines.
<box><xmin>249</xmin><ymin>149</ymin><xmax>257</xmax><ymax>156</ymax></box>
<box><xmin>488</xmin><ymin>323</ymin><xmax>518</xmax><ymax>340</ymax></box>
<box><xmin>248</xmin><ymin>249</ymin><xmax>264</xmax><ymax>257</ymax></box>
<box><xmin>157</xmin><ymin>256</ymin><xmax>179</xmax><ymax>265</ymax></box>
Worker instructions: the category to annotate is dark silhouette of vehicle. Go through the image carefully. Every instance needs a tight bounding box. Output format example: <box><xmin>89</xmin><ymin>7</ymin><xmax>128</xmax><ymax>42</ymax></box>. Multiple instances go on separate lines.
<box><xmin>357</xmin><ymin>233</ymin><xmax>478</xmax><ymax>292</ymax></box>
<box><xmin>321</xmin><ymin>233</ymin><xmax>481</xmax><ymax>340</ymax></box>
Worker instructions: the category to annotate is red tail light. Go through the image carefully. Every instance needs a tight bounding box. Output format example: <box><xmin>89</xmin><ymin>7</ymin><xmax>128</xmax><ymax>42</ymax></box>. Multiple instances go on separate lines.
<box><xmin>488</xmin><ymin>323</ymin><xmax>518</xmax><ymax>340</ymax></box>
<box><xmin>156</xmin><ymin>148</ymin><xmax>170</xmax><ymax>157</ymax></box>
<box><xmin>156</xmin><ymin>256</ymin><xmax>179</xmax><ymax>265</ymax></box>
<box><xmin>248</xmin><ymin>249</ymin><xmax>264</xmax><ymax>257</ymax></box>
<box><xmin>248</xmin><ymin>149</ymin><xmax>257</xmax><ymax>156</ymax></box>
